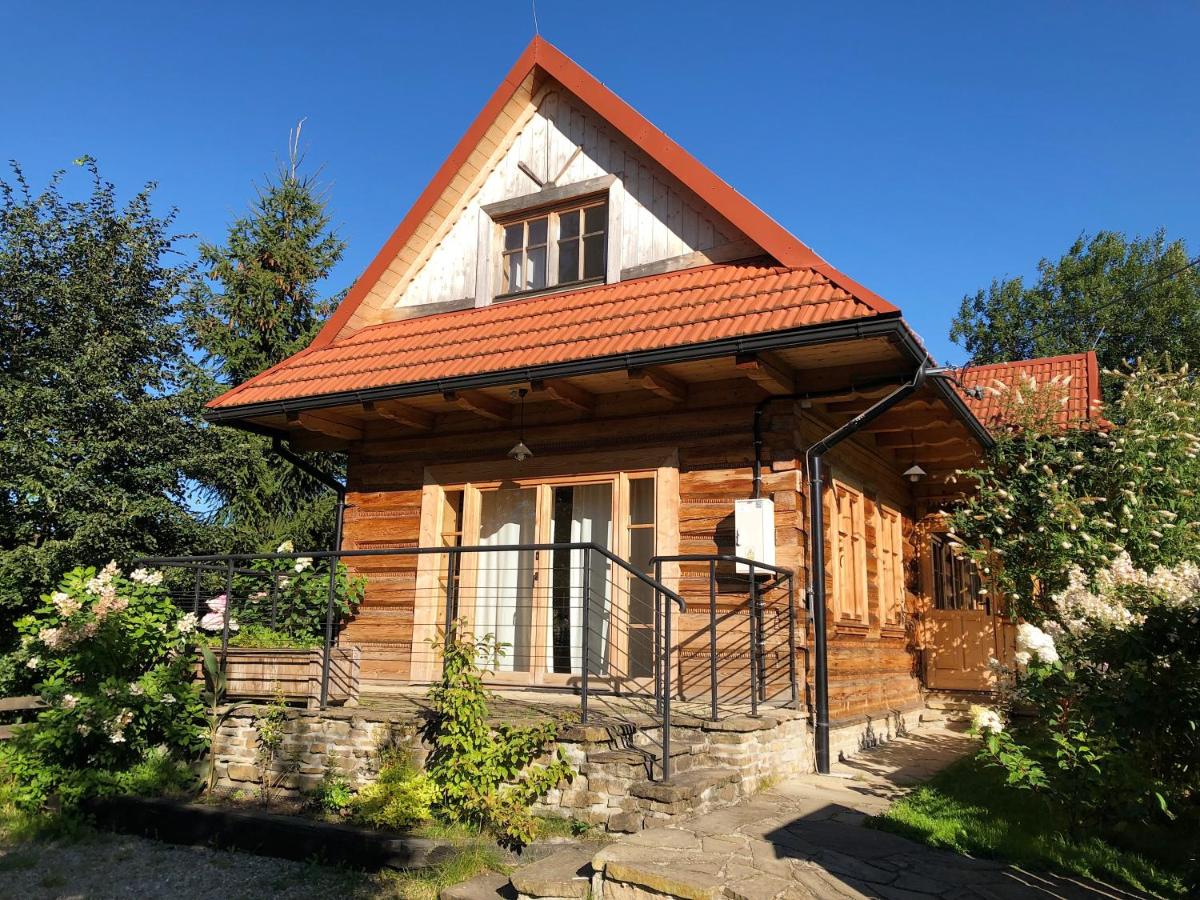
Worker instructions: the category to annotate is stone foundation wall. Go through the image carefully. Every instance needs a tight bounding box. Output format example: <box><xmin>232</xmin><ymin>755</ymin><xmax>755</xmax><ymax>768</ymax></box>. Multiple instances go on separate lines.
<box><xmin>211</xmin><ymin>707</ymin><xmax>424</xmax><ymax>796</ymax></box>
<box><xmin>826</xmin><ymin>702</ymin><xmax>923</xmax><ymax>764</ymax></box>
<box><xmin>212</xmin><ymin>704</ymin><xmax>813</xmax><ymax>833</ymax></box>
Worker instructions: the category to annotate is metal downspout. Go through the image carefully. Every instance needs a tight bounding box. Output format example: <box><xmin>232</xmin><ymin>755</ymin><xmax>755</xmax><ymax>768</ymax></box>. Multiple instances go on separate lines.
<box><xmin>804</xmin><ymin>362</ymin><xmax>929</xmax><ymax>773</ymax></box>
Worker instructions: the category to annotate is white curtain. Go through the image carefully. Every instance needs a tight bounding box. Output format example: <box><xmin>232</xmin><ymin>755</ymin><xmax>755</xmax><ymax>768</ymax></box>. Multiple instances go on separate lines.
<box><xmin>563</xmin><ymin>484</ymin><xmax>613</xmax><ymax>675</ymax></box>
<box><xmin>476</xmin><ymin>488</ymin><xmax>535</xmax><ymax>672</ymax></box>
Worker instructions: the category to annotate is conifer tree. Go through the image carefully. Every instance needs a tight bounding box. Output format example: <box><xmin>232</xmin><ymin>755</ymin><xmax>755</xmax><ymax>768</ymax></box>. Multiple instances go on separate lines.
<box><xmin>187</xmin><ymin>124</ymin><xmax>347</xmax><ymax>550</ymax></box>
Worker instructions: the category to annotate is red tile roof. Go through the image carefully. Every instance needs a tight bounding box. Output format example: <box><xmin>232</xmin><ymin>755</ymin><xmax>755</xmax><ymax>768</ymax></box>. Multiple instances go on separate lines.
<box><xmin>208</xmin><ymin>260</ymin><xmax>886</xmax><ymax>411</ymax></box>
<box><xmin>958</xmin><ymin>351</ymin><xmax>1103</xmax><ymax>428</ymax></box>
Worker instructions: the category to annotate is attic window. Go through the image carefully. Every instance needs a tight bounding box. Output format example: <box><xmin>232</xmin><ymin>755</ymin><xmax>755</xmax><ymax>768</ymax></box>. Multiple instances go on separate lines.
<box><xmin>498</xmin><ymin>199</ymin><xmax>608</xmax><ymax>299</ymax></box>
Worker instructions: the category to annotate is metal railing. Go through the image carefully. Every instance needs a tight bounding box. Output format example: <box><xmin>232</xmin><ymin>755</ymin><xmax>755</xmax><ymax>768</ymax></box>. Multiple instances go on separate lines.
<box><xmin>649</xmin><ymin>555</ymin><xmax>799</xmax><ymax>721</ymax></box>
<box><xmin>135</xmin><ymin>545</ymin><xmax>807</xmax><ymax>782</ymax></box>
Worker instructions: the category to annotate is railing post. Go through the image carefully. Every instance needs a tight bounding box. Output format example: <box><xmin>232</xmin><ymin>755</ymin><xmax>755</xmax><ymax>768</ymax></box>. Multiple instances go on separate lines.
<box><xmin>653</xmin><ymin>561</ymin><xmax>663</xmax><ymax>717</ymax></box>
<box><xmin>444</xmin><ymin>550</ymin><xmax>459</xmax><ymax>653</ymax></box>
<box><xmin>320</xmin><ymin>553</ymin><xmax>339</xmax><ymax>710</ymax></box>
<box><xmin>220</xmin><ymin>558</ymin><xmax>234</xmax><ymax>672</ymax></box>
<box><xmin>581</xmin><ymin>548</ymin><xmax>591</xmax><ymax>725</ymax></box>
<box><xmin>269</xmin><ymin>569</ymin><xmax>279</xmax><ymax>631</ymax></box>
<box><xmin>708</xmin><ymin>559</ymin><xmax>718</xmax><ymax>722</ymax></box>
<box><xmin>787</xmin><ymin>574</ymin><xmax>799</xmax><ymax>709</ymax></box>
<box><xmin>748</xmin><ymin>563</ymin><xmax>759</xmax><ymax>717</ymax></box>
<box><xmin>192</xmin><ymin>566</ymin><xmax>202</xmax><ymax>616</ymax></box>
<box><xmin>662</xmin><ymin>585</ymin><xmax>673</xmax><ymax>784</ymax></box>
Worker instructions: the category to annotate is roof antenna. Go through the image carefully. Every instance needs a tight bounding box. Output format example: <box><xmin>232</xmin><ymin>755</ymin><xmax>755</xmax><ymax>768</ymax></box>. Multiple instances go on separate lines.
<box><xmin>531</xmin><ymin>0</ymin><xmax>540</xmax><ymax>35</ymax></box>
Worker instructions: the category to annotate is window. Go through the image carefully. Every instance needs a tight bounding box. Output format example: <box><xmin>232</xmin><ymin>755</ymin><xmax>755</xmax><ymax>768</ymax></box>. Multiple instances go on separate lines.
<box><xmin>498</xmin><ymin>199</ymin><xmax>607</xmax><ymax>298</ymax></box>
<box><xmin>930</xmin><ymin>534</ymin><xmax>987</xmax><ymax>612</ymax></box>
<box><xmin>876</xmin><ymin>506</ymin><xmax>905</xmax><ymax>627</ymax></box>
<box><xmin>831</xmin><ymin>482</ymin><xmax>868</xmax><ymax>624</ymax></box>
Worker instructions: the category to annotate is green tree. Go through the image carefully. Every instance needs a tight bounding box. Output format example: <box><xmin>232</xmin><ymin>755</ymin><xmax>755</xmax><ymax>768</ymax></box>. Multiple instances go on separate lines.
<box><xmin>0</xmin><ymin>159</ymin><xmax>215</xmax><ymax>638</ymax></box>
<box><xmin>186</xmin><ymin>126</ymin><xmax>346</xmax><ymax>550</ymax></box>
<box><xmin>951</xmin><ymin>231</ymin><xmax>1200</xmax><ymax>383</ymax></box>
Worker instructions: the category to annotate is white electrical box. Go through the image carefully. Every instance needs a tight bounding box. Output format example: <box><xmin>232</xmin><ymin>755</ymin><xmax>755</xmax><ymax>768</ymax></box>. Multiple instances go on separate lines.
<box><xmin>734</xmin><ymin>498</ymin><xmax>775</xmax><ymax>574</ymax></box>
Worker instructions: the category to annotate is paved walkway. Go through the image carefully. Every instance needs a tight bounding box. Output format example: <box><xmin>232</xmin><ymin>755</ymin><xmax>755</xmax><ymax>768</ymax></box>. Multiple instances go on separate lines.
<box><xmin>590</xmin><ymin>723</ymin><xmax>1149</xmax><ymax>899</ymax></box>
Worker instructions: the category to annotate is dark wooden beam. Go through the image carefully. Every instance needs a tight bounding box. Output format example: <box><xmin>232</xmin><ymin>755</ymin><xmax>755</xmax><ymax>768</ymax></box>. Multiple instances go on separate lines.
<box><xmin>859</xmin><ymin>411</ymin><xmax>960</xmax><ymax>433</ymax></box>
<box><xmin>289</xmin><ymin>411</ymin><xmax>363</xmax><ymax>442</ymax></box>
<box><xmin>364</xmin><ymin>399</ymin><xmax>434</xmax><ymax>431</ymax></box>
<box><xmin>735</xmin><ymin>351</ymin><xmax>795</xmax><ymax>395</ymax></box>
<box><xmin>873</xmin><ymin>428</ymin><xmax>973</xmax><ymax>450</ymax></box>
<box><xmin>443</xmin><ymin>390</ymin><xmax>512</xmax><ymax>422</ymax></box>
<box><xmin>629</xmin><ymin>367</ymin><xmax>687</xmax><ymax>403</ymax></box>
<box><xmin>531</xmin><ymin>378</ymin><xmax>595</xmax><ymax>413</ymax></box>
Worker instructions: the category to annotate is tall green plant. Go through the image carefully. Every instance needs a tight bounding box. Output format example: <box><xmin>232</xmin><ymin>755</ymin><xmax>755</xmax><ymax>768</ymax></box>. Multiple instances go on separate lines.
<box><xmin>947</xmin><ymin>363</ymin><xmax>1200</xmax><ymax>615</ymax></box>
<box><xmin>425</xmin><ymin>622</ymin><xmax>573</xmax><ymax>848</ymax></box>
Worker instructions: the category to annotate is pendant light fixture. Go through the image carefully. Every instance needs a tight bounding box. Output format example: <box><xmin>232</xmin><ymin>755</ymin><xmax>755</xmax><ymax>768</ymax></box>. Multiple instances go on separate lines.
<box><xmin>507</xmin><ymin>388</ymin><xmax>533</xmax><ymax>462</ymax></box>
<box><xmin>902</xmin><ymin>427</ymin><xmax>925</xmax><ymax>482</ymax></box>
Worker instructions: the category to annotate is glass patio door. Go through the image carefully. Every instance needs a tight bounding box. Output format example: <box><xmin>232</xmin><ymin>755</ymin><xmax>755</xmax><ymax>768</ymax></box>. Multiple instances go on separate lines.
<box><xmin>546</xmin><ymin>482</ymin><xmax>614</xmax><ymax>676</ymax></box>
<box><xmin>475</xmin><ymin>487</ymin><xmax>537</xmax><ymax>673</ymax></box>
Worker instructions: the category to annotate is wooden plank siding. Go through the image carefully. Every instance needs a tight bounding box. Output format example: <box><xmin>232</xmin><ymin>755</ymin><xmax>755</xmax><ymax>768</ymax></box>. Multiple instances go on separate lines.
<box><xmin>338</xmin><ymin>380</ymin><xmax>924</xmax><ymax>721</ymax></box>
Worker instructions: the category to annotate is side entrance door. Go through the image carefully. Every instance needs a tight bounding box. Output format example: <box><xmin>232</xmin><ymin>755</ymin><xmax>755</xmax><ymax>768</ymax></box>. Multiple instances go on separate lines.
<box><xmin>921</xmin><ymin>534</ymin><xmax>1013</xmax><ymax>691</ymax></box>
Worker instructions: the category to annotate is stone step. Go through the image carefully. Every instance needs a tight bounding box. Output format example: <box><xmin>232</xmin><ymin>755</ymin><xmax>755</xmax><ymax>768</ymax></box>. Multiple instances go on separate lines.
<box><xmin>629</xmin><ymin>767</ymin><xmax>740</xmax><ymax>805</ymax></box>
<box><xmin>508</xmin><ymin>843</ymin><xmax>603</xmax><ymax>900</ymax></box>
<box><xmin>439</xmin><ymin>872</ymin><xmax>515</xmax><ymax>900</ymax></box>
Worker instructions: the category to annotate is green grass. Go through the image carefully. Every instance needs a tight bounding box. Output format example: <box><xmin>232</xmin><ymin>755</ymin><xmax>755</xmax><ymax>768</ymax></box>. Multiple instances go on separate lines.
<box><xmin>373</xmin><ymin>842</ymin><xmax>509</xmax><ymax>899</ymax></box>
<box><xmin>867</xmin><ymin>755</ymin><xmax>1193</xmax><ymax>899</ymax></box>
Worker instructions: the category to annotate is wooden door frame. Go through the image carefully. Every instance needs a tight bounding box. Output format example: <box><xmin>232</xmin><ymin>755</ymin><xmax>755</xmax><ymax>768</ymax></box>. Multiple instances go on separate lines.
<box><xmin>411</xmin><ymin>448</ymin><xmax>679</xmax><ymax>686</ymax></box>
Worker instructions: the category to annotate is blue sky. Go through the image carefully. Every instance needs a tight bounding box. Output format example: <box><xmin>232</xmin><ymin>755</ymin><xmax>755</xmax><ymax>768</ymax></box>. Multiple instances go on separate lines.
<box><xmin>3</xmin><ymin>1</ymin><xmax>1197</xmax><ymax>364</ymax></box>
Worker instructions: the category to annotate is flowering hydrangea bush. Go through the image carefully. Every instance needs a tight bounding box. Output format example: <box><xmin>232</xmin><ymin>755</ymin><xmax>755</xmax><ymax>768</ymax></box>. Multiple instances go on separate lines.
<box><xmin>2</xmin><ymin>563</ymin><xmax>206</xmax><ymax>809</ymax></box>
<box><xmin>980</xmin><ymin>555</ymin><xmax>1200</xmax><ymax>832</ymax></box>
<box><xmin>216</xmin><ymin>540</ymin><xmax>364</xmax><ymax>643</ymax></box>
<box><xmin>948</xmin><ymin>364</ymin><xmax>1200</xmax><ymax>618</ymax></box>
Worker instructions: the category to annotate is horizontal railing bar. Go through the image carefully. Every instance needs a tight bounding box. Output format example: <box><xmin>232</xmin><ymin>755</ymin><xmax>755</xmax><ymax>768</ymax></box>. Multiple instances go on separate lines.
<box><xmin>139</xmin><ymin>542</ymin><xmax>686</xmax><ymax>613</ymax></box>
<box><xmin>648</xmin><ymin>553</ymin><xmax>794</xmax><ymax>578</ymax></box>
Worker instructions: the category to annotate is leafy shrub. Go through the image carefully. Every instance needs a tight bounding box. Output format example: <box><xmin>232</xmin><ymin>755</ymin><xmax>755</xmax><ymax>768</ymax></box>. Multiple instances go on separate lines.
<box><xmin>979</xmin><ymin>556</ymin><xmax>1200</xmax><ymax>836</ymax></box>
<box><xmin>311</xmin><ymin>764</ymin><xmax>354</xmax><ymax>813</ymax></box>
<box><xmin>254</xmin><ymin>690</ymin><xmax>296</xmax><ymax>805</ymax></box>
<box><xmin>220</xmin><ymin>541</ymin><xmax>365</xmax><ymax>641</ymax></box>
<box><xmin>202</xmin><ymin>624</ymin><xmax>323</xmax><ymax>650</ymax></box>
<box><xmin>948</xmin><ymin>363</ymin><xmax>1200</xmax><ymax>618</ymax></box>
<box><xmin>424</xmin><ymin>623</ymin><xmax>573</xmax><ymax>848</ymax></box>
<box><xmin>351</xmin><ymin>750</ymin><xmax>437</xmax><ymax>829</ymax></box>
<box><xmin>4</xmin><ymin>563</ymin><xmax>206</xmax><ymax>810</ymax></box>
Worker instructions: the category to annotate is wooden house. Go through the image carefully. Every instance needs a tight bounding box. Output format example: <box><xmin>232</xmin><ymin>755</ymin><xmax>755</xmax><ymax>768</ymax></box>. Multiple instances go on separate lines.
<box><xmin>205</xmin><ymin>39</ymin><xmax>1102</xmax><ymax>769</ymax></box>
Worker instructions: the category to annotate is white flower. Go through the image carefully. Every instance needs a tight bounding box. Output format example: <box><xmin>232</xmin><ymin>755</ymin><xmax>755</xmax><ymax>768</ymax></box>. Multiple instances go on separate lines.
<box><xmin>294</xmin><ymin>557</ymin><xmax>313</xmax><ymax>573</ymax></box>
<box><xmin>26</xmin><ymin>655</ymin><xmax>40</xmax><ymax>670</ymax></box>
<box><xmin>176</xmin><ymin>613</ymin><xmax>198</xmax><ymax>635</ymax></box>
<box><xmin>108</xmin><ymin>730</ymin><xmax>126</xmax><ymax>743</ymax></box>
<box><xmin>129</xmin><ymin>682</ymin><xmax>145</xmax><ymax>697</ymax></box>
<box><xmin>1016</xmin><ymin>622</ymin><xmax>1059</xmax><ymax>664</ymax></box>
<box><xmin>970</xmin><ymin>705</ymin><xmax>1005</xmax><ymax>734</ymax></box>
<box><xmin>161</xmin><ymin>693</ymin><xmax>176</xmax><ymax>705</ymax></box>
<box><xmin>1013</xmin><ymin>650</ymin><xmax>1032</xmax><ymax>668</ymax></box>
<box><xmin>61</xmin><ymin>694</ymin><xmax>78</xmax><ymax>709</ymax></box>
<box><xmin>130</xmin><ymin>568</ymin><xmax>164</xmax><ymax>586</ymax></box>
<box><xmin>77</xmin><ymin>724</ymin><xmax>91</xmax><ymax>736</ymax></box>
<box><xmin>277</xmin><ymin>540</ymin><xmax>295</xmax><ymax>554</ymax></box>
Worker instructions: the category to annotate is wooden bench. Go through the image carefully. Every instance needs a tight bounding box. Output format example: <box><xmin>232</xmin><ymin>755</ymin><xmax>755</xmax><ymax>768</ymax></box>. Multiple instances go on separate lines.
<box><xmin>0</xmin><ymin>695</ymin><xmax>45</xmax><ymax>740</ymax></box>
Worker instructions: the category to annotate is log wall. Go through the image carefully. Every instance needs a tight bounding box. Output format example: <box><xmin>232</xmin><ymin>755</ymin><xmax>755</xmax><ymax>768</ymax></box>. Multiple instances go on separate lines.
<box><xmin>338</xmin><ymin>379</ymin><xmax>924</xmax><ymax>721</ymax></box>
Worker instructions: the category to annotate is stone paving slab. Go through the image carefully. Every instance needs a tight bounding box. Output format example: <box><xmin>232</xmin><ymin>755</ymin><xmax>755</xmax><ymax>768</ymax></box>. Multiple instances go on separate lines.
<box><xmin>589</xmin><ymin>724</ymin><xmax>1151</xmax><ymax>900</ymax></box>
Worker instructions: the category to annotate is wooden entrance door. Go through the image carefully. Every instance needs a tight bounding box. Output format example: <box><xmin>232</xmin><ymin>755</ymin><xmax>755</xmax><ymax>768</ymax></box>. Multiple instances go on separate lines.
<box><xmin>921</xmin><ymin>534</ymin><xmax>1012</xmax><ymax>691</ymax></box>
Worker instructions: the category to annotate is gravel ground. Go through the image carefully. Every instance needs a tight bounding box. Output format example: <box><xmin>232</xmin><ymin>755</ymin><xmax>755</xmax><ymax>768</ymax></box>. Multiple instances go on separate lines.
<box><xmin>0</xmin><ymin>832</ymin><xmax>398</xmax><ymax>899</ymax></box>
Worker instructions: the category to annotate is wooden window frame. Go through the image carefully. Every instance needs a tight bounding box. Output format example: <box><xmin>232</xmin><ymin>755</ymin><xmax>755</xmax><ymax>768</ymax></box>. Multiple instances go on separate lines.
<box><xmin>828</xmin><ymin>479</ymin><xmax>869</xmax><ymax>628</ymax></box>
<box><xmin>876</xmin><ymin>504</ymin><xmax>905</xmax><ymax>630</ymax></box>
<box><xmin>494</xmin><ymin>197</ymin><xmax>608</xmax><ymax>301</ymax></box>
<box><xmin>410</xmin><ymin>450</ymin><xmax>679</xmax><ymax>685</ymax></box>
